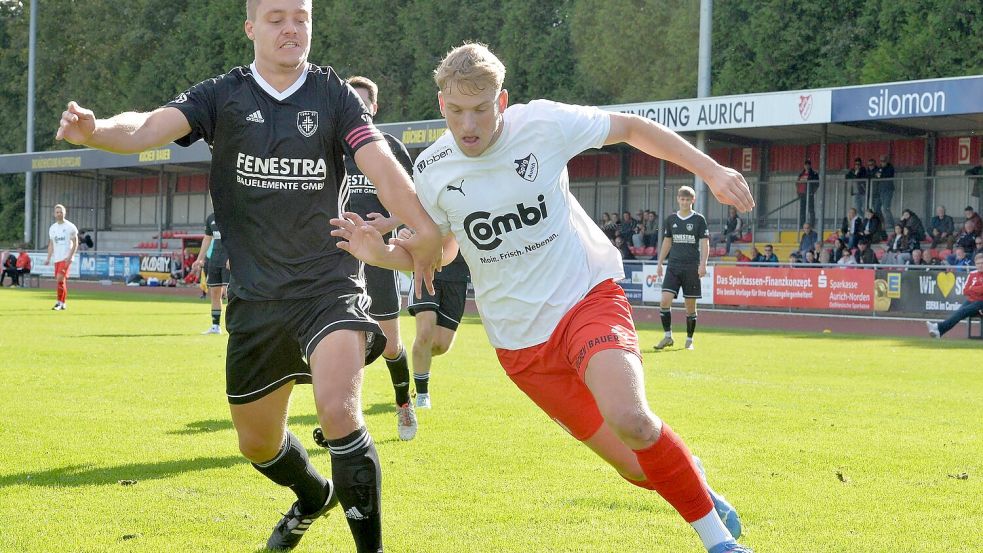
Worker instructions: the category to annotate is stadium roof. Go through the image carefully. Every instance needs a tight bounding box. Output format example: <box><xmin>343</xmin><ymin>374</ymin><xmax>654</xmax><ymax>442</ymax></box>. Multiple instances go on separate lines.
<box><xmin>1</xmin><ymin>74</ymin><xmax>980</xmax><ymax>175</ymax></box>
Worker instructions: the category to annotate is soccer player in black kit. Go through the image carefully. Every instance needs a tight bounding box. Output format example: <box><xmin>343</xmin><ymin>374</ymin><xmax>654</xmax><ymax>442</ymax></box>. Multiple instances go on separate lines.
<box><xmin>655</xmin><ymin>186</ymin><xmax>710</xmax><ymax>351</ymax></box>
<box><xmin>192</xmin><ymin>212</ymin><xmax>230</xmax><ymax>335</ymax></box>
<box><xmin>343</xmin><ymin>76</ymin><xmax>419</xmax><ymax>441</ymax></box>
<box><xmin>55</xmin><ymin>1</ymin><xmax>442</xmax><ymax>551</ymax></box>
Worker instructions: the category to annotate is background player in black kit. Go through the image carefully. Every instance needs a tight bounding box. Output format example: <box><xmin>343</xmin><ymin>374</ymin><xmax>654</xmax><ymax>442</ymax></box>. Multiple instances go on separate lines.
<box><xmin>344</xmin><ymin>76</ymin><xmax>419</xmax><ymax>441</ymax></box>
<box><xmin>192</xmin><ymin>212</ymin><xmax>230</xmax><ymax>335</ymax></box>
<box><xmin>405</xmin><ymin>248</ymin><xmax>470</xmax><ymax>410</ymax></box>
<box><xmin>54</xmin><ymin>1</ymin><xmax>442</xmax><ymax>551</ymax></box>
<box><xmin>655</xmin><ymin>186</ymin><xmax>710</xmax><ymax>351</ymax></box>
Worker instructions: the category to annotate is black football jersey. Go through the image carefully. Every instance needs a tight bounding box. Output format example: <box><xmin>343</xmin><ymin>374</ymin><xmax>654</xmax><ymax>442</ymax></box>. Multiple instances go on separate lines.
<box><xmin>663</xmin><ymin>211</ymin><xmax>709</xmax><ymax>268</ymax></box>
<box><xmin>203</xmin><ymin>212</ymin><xmax>228</xmax><ymax>267</ymax></box>
<box><xmin>166</xmin><ymin>64</ymin><xmax>382</xmax><ymax>300</ymax></box>
<box><xmin>344</xmin><ymin>132</ymin><xmax>413</xmax><ymax>240</ymax></box>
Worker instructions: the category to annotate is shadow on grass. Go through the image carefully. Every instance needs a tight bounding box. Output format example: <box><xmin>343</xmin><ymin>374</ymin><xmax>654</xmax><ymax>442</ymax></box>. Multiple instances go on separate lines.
<box><xmin>169</xmin><ymin>414</ymin><xmax>321</xmax><ymax>436</ymax></box>
<box><xmin>0</xmin><ymin>456</ymin><xmax>249</xmax><ymax>488</ymax></box>
<box><xmin>76</xmin><ymin>333</ymin><xmax>193</xmax><ymax>338</ymax></box>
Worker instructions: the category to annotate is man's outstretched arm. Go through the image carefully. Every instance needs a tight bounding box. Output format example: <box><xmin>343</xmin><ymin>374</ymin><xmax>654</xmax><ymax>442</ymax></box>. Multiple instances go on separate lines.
<box><xmin>56</xmin><ymin>101</ymin><xmax>191</xmax><ymax>154</ymax></box>
<box><xmin>605</xmin><ymin>113</ymin><xmax>755</xmax><ymax>212</ymax></box>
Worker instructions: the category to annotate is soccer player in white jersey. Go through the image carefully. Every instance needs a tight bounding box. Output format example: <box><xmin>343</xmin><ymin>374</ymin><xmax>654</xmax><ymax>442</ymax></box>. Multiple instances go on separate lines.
<box><xmin>332</xmin><ymin>43</ymin><xmax>754</xmax><ymax>553</ymax></box>
<box><xmin>44</xmin><ymin>204</ymin><xmax>79</xmax><ymax>311</ymax></box>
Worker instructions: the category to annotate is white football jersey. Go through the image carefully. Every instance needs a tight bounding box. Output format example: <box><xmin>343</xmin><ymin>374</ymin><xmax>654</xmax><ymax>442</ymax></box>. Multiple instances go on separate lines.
<box><xmin>48</xmin><ymin>220</ymin><xmax>78</xmax><ymax>263</ymax></box>
<box><xmin>414</xmin><ymin>100</ymin><xmax>623</xmax><ymax>349</ymax></box>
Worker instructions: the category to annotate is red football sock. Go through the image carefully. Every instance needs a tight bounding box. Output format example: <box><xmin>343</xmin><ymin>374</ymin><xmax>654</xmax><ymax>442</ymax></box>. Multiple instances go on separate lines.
<box><xmin>632</xmin><ymin>423</ymin><xmax>713</xmax><ymax>523</ymax></box>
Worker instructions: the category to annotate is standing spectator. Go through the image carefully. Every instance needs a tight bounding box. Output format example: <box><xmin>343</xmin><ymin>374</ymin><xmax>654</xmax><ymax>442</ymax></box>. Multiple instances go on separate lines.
<box><xmin>966</xmin><ymin>152</ymin><xmax>983</xmax><ymax>201</ymax></box>
<box><xmin>925</xmin><ymin>253</ymin><xmax>983</xmax><ymax>339</ymax></box>
<box><xmin>842</xmin><ymin>207</ymin><xmax>863</xmax><ymax>249</ymax></box>
<box><xmin>873</xmin><ymin>155</ymin><xmax>896</xmax><ymax>227</ymax></box>
<box><xmin>797</xmin><ymin>222</ymin><xmax>818</xmax><ymax>256</ymax></box>
<box><xmin>929</xmin><ymin>206</ymin><xmax>955</xmax><ymax>248</ymax></box>
<box><xmin>712</xmin><ymin>206</ymin><xmax>743</xmax><ymax>254</ymax></box>
<box><xmin>964</xmin><ymin>206</ymin><xmax>982</xmax><ymax>238</ymax></box>
<box><xmin>953</xmin><ymin>220</ymin><xmax>978</xmax><ymax>257</ymax></box>
<box><xmin>854</xmin><ymin>239</ymin><xmax>878</xmax><ymax>265</ymax></box>
<box><xmin>641</xmin><ymin>210</ymin><xmax>659</xmax><ymax>247</ymax></box>
<box><xmin>899</xmin><ymin>209</ymin><xmax>925</xmax><ymax>243</ymax></box>
<box><xmin>15</xmin><ymin>247</ymin><xmax>32</xmax><ymax>286</ymax></box>
<box><xmin>846</xmin><ymin>157</ymin><xmax>867</xmax><ymax>213</ymax></box>
<box><xmin>861</xmin><ymin>208</ymin><xmax>883</xmax><ymax>243</ymax></box>
<box><xmin>78</xmin><ymin>230</ymin><xmax>94</xmax><ymax>251</ymax></box>
<box><xmin>795</xmin><ymin>159</ymin><xmax>819</xmax><ymax>228</ymax></box>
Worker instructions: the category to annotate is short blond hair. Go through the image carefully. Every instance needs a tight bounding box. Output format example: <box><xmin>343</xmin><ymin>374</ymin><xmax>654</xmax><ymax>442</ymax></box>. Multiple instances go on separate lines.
<box><xmin>434</xmin><ymin>42</ymin><xmax>506</xmax><ymax>95</ymax></box>
<box><xmin>677</xmin><ymin>186</ymin><xmax>696</xmax><ymax>199</ymax></box>
<box><xmin>54</xmin><ymin>203</ymin><xmax>66</xmax><ymax>213</ymax></box>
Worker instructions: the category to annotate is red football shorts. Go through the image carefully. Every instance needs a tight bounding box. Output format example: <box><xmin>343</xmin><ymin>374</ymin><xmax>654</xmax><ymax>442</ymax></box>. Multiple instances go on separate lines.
<box><xmin>495</xmin><ymin>279</ymin><xmax>641</xmax><ymax>441</ymax></box>
<box><xmin>54</xmin><ymin>260</ymin><xmax>70</xmax><ymax>279</ymax></box>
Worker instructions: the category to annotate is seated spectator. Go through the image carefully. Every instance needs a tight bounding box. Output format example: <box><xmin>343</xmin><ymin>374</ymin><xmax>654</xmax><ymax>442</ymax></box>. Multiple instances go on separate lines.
<box><xmin>964</xmin><ymin>206</ymin><xmax>982</xmax><ymax>238</ymax></box>
<box><xmin>854</xmin><ymin>239</ymin><xmax>878</xmax><ymax>265</ymax></box>
<box><xmin>754</xmin><ymin>244</ymin><xmax>779</xmax><ymax>263</ymax></box>
<box><xmin>641</xmin><ymin>210</ymin><xmax>659</xmax><ymax>247</ymax></box>
<box><xmin>837</xmin><ymin>249</ymin><xmax>856</xmax><ymax>266</ymax></box>
<box><xmin>734</xmin><ymin>249</ymin><xmax>751</xmax><ymax>263</ymax></box>
<box><xmin>803</xmin><ymin>250</ymin><xmax>817</xmax><ymax>264</ymax></box>
<box><xmin>841</xmin><ymin>207</ymin><xmax>863</xmax><ymax>249</ymax></box>
<box><xmin>15</xmin><ymin>247</ymin><xmax>32</xmax><ymax>286</ymax></box>
<box><xmin>925</xmin><ymin>252</ymin><xmax>983</xmax><ymax>339</ymax></box>
<box><xmin>930</xmin><ymin>206</ymin><xmax>955</xmax><ymax>248</ymax></box>
<box><xmin>976</xmin><ymin>235</ymin><xmax>983</xmax><ymax>257</ymax></box>
<box><xmin>617</xmin><ymin>211</ymin><xmax>637</xmax><ymax>246</ymax></box>
<box><xmin>899</xmin><ymin>208</ymin><xmax>926</xmax><ymax>243</ymax></box>
<box><xmin>883</xmin><ymin>224</ymin><xmax>906</xmax><ymax>265</ymax></box>
<box><xmin>712</xmin><ymin>206</ymin><xmax>743</xmax><ymax>254</ymax></box>
<box><xmin>78</xmin><ymin>230</ymin><xmax>94</xmax><ymax>251</ymax></box>
<box><xmin>797</xmin><ymin>222</ymin><xmax>818</xmax><ymax>255</ymax></box>
<box><xmin>601</xmin><ymin>212</ymin><xmax>618</xmax><ymax>241</ymax></box>
<box><xmin>861</xmin><ymin>208</ymin><xmax>883</xmax><ymax>243</ymax></box>
<box><xmin>906</xmin><ymin>248</ymin><xmax>931</xmax><ymax>269</ymax></box>
<box><xmin>833</xmin><ymin>229</ymin><xmax>850</xmax><ymax>261</ymax></box>
<box><xmin>787</xmin><ymin>252</ymin><xmax>802</xmax><ymax>266</ymax></box>
<box><xmin>846</xmin><ymin>157</ymin><xmax>868</xmax><ymax>214</ymax></box>
<box><xmin>819</xmin><ymin>248</ymin><xmax>834</xmax><ymax>264</ymax></box>
<box><xmin>614</xmin><ymin>235</ymin><xmax>635</xmax><ymax>260</ymax></box>
<box><xmin>1</xmin><ymin>251</ymin><xmax>16</xmax><ymax>287</ymax></box>
<box><xmin>947</xmin><ymin>246</ymin><xmax>973</xmax><ymax>269</ymax></box>
<box><xmin>953</xmin><ymin>220</ymin><xmax>978</xmax><ymax>257</ymax></box>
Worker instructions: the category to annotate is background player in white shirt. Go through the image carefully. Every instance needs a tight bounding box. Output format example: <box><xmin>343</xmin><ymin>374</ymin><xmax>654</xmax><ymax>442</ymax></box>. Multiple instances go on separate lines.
<box><xmin>44</xmin><ymin>204</ymin><xmax>78</xmax><ymax>310</ymax></box>
<box><xmin>333</xmin><ymin>43</ymin><xmax>754</xmax><ymax>553</ymax></box>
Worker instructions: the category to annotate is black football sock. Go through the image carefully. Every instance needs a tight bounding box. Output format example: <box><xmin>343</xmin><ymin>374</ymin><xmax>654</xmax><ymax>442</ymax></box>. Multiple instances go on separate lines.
<box><xmin>384</xmin><ymin>347</ymin><xmax>410</xmax><ymax>406</ymax></box>
<box><xmin>211</xmin><ymin>308</ymin><xmax>221</xmax><ymax>326</ymax></box>
<box><xmin>660</xmin><ymin>308</ymin><xmax>672</xmax><ymax>333</ymax></box>
<box><xmin>252</xmin><ymin>431</ymin><xmax>328</xmax><ymax>514</ymax></box>
<box><xmin>413</xmin><ymin>371</ymin><xmax>430</xmax><ymax>395</ymax></box>
<box><xmin>686</xmin><ymin>314</ymin><xmax>697</xmax><ymax>338</ymax></box>
<box><xmin>326</xmin><ymin>427</ymin><xmax>383</xmax><ymax>553</ymax></box>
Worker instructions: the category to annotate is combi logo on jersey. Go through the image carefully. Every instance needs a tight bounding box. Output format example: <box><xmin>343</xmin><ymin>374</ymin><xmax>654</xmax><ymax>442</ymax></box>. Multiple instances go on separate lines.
<box><xmin>514</xmin><ymin>154</ymin><xmax>539</xmax><ymax>182</ymax></box>
<box><xmin>463</xmin><ymin>195</ymin><xmax>548</xmax><ymax>251</ymax></box>
<box><xmin>297</xmin><ymin>111</ymin><xmax>318</xmax><ymax>137</ymax></box>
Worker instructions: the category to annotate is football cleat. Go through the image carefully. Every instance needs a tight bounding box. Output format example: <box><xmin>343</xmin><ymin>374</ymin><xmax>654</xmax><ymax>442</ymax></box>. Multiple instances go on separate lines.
<box><xmin>52</xmin><ymin>302</ymin><xmax>65</xmax><ymax>311</ymax></box>
<box><xmin>693</xmin><ymin>456</ymin><xmax>743</xmax><ymax>539</ymax></box>
<box><xmin>685</xmin><ymin>338</ymin><xmax>695</xmax><ymax>350</ymax></box>
<box><xmin>925</xmin><ymin>321</ymin><xmax>940</xmax><ymax>339</ymax></box>
<box><xmin>654</xmin><ymin>336</ymin><xmax>674</xmax><ymax>350</ymax></box>
<box><xmin>396</xmin><ymin>402</ymin><xmax>417</xmax><ymax>441</ymax></box>
<box><xmin>266</xmin><ymin>480</ymin><xmax>339</xmax><ymax>551</ymax></box>
<box><xmin>707</xmin><ymin>541</ymin><xmax>753</xmax><ymax>553</ymax></box>
<box><xmin>201</xmin><ymin>325</ymin><xmax>222</xmax><ymax>335</ymax></box>
<box><xmin>415</xmin><ymin>392</ymin><xmax>431</xmax><ymax>409</ymax></box>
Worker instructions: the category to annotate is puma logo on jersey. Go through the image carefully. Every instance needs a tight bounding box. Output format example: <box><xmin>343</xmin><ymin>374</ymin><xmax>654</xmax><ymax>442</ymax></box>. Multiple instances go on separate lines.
<box><xmin>245</xmin><ymin>110</ymin><xmax>265</xmax><ymax>123</ymax></box>
<box><xmin>446</xmin><ymin>180</ymin><xmax>466</xmax><ymax>196</ymax></box>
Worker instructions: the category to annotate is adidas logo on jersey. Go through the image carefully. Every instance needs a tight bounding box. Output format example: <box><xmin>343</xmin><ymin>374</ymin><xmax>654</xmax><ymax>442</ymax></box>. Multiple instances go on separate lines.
<box><xmin>245</xmin><ymin>110</ymin><xmax>265</xmax><ymax>123</ymax></box>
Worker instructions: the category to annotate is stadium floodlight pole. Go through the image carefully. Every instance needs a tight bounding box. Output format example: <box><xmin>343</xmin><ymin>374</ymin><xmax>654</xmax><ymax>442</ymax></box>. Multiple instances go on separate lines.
<box><xmin>693</xmin><ymin>0</ymin><xmax>712</xmax><ymax>216</ymax></box>
<box><xmin>24</xmin><ymin>0</ymin><xmax>38</xmax><ymax>245</ymax></box>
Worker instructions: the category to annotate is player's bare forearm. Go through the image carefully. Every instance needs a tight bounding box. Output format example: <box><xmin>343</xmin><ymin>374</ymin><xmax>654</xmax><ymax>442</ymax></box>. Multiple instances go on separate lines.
<box><xmin>331</xmin><ymin>212</ymin><xmax>415</xmax><ymax>271</ymax></box>
<box><xmin>657</xmin><ymin>237</ymin><xmax>672</xmax><ymax>266</ymax></box>
<box><xmin>57</xmin><ymin>103</ymin><xmax>191</xmax><ymax>154</ymax></box>
<box><xmin>606</xmin><ymin>113</ymin><xmax>755</xmax><ymax>211</ymax></box>
<box><xmin>699</xmin><ymin>238</ymin><xmax>710</xmax><ymax>269</ymax></box>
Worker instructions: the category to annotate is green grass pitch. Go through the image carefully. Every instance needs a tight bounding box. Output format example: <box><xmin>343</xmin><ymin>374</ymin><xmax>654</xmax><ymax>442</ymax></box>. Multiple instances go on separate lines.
<box><xmin>0</xmin><ymin>288</ymin><xmax>980</xmax><ymax>552</ymax></box>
